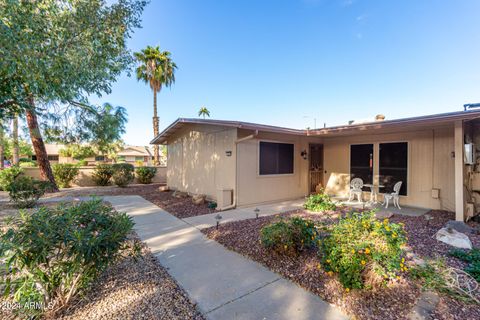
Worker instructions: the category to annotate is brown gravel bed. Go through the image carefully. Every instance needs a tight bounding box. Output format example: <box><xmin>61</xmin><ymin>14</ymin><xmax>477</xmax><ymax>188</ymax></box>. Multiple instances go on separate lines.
<box><xmin>26</xmin><ymin>184</ymin><xmax>216</xmax><ymax>218</ymax></box>
<box><xmin>48</xmin><ymin>233</ymin><xmax>204</xmax><ymax>320</ymax></box>
<box><xmin>202</xmin><ymin>209</ymin><xmax>480</xmax><ymax>320</ymax></box>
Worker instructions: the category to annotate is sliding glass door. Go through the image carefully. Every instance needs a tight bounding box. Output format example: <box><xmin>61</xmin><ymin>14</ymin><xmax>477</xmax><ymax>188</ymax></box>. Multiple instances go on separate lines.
<box><xmin>350</xmin><ymin>144</ymin><xmax>373</xmax><ymax>189</ymax></box>
<box><xmin>379</xmin><ymin>142</ymin><xmax>408</xmax><ymax>195</ymax></box>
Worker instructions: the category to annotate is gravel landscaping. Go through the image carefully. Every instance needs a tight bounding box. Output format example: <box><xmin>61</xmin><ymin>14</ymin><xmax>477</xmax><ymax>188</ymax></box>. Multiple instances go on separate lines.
<box><xmin>202</xmin><ymin>209</ymin><xmax>480</xmax><ymax>320</ymax></box>
<box><xmin>0</xmin><ymin>183</ymin><xmax>215</xmax><ymax>219</ymax></box>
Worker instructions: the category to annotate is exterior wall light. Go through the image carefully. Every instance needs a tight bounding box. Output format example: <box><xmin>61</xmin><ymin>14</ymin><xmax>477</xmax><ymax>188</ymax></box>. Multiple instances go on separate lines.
<box><xmin>301</xmin><ymin>150</ymin><xmax>308</xmax><ymax>160</ymax></box>
<box><xmin>215</xmin><ymin>214</ymin><xmax>222</xmax><ymax>229</ymax></box>
<box><xmin>254</xmin><ymin>207</ymin><xmax>260</xmax><ymax>219</ymax></box>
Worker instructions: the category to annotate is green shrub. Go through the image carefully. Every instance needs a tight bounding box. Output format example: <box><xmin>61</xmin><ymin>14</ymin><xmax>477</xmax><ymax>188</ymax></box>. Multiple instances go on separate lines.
<box><xmin>92</xmin><ymin>164</ymin><xmax>114</xmax><ymax>186</ymax></box>
<box><xmin>0</xmin><ymin>199</ymin><xmax>134</xmax><ymax>317</ymax></box>
<box><xmin>19</xmin><ymin>161</ymin><xmax>37</xmax><ymax>168</ymax></box>
<box><xmin>208</xmin><ymin>201</ymin><xmax>217</xmax><ymax>209</ymax></box>
<box><xmin>52</xmin><ymin>163</ymin><xmax>80</xmax><ymax>188</ymax></box>
<box><xmin>320</xmin><ymin>211</ymin><xmax>407</xmax><ymax>290</ymax></box>
<box><xmin>450</xmin><ymin>248</ymin><xmax>480</xmax><ymax>282</ymax></box>
<box><xmin>0</xmin><ymin>165</ymin><xmax>23</xmax><ymax>190</ymax></box>
<box><xmin>135</xmin><ymin>166</ymin><xmax>157</xmax><ymax>184</ymax></box>
<box><xmin>261</xmin><ymin>217</ymin><xmax>319</xmax><ymax>255</ymax></box>
<box><xmin>78</xmin><ymin>159</ymin><xmax>88</xmax><ymax>166</ymax></box>
<box><xmin>304</xmin><ymin>190</ymin><xmax>336</xmax><ymax>212</ymax></box>
<box><xmin>8</xmin><ymin>176</ymin><xmax>50</xmax><ymax>208</ymax></box>
<box><xmin>112</xmin><ymin>163</ymin><xmax>135</xmax><ymax>187</ymax></box>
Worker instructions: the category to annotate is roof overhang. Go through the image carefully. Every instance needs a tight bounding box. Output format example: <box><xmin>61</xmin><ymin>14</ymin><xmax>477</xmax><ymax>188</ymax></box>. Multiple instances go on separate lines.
<box><xmin>150</xmin><ymin>110</ymin><xmax>480</xmax><ymax>144</ymax></box>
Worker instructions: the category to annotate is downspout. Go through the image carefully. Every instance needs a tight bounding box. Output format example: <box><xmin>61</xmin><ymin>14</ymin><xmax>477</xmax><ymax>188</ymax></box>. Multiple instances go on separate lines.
<box><xmin>219</xmin><ymin>130</ymin><xmax>258</xmax><ymax>211</ymax></box>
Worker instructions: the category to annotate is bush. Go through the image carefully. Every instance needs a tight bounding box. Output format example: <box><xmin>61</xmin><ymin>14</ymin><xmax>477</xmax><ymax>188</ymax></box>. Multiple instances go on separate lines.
<box><xmin>0</xmin><ymin>165</ymin><xmax>23</xmax><ymax>190</ymax></box>
<box><xmin>261</xmin><ymin>217</ymin><xmax>319</xmax><ymax>255</ymax></box>
<box><xmin>450</xmin><ymin>248</ymin><xmax>480</xmax><ymax>282</ymax></box>
<box><xmin>0</xmin><ymin>199</ymin><xmax>134</xmax><ymax>317</ymax></box>
<box><xmin>8</xmin><ymin>176</ymin><xmax>50</xmax><ymax>208</ymax></box>
<box><xmin>135</xmin><ymin>166</ymin><xmax>157</xmax><ymax>184</ymax></box>
<box><xmin>78</xmin><ymin>159</ymin><xmax>88</xmax><ymax>166</ymax></box>
<box><xmin>304</xmin><ymin>190</ymin><xmax>336</xmax><ymax>212</ymax></box>
<box><xmin>92</xmin><ymin>164</ymin><xmax>114</xmax><ymax>186</ymax></box>
<box><xmin>320</xmin><ymin>211</ymin><xmax>407</xmax><ymax>290</ymax></box>
<box><xmin>112</xmin><ymin>163</ymin><xmax>135</xmax><ymax>187</ymax></box>
<box><xmin>19</xmin><ymin>161</ymin><xmax>37</xmax><ymax>168</ymax></box>
<box><xmin>52</xmin><ymin>163</ymin><xmax>79</xmax><ymax>188</ymax></box>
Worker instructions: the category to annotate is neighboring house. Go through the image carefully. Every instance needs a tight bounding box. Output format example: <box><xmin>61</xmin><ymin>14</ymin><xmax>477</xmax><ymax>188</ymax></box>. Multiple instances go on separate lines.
<box><xmin>30</xmin><ymin>144</ymin><xmax>160</xmax><ymax>166</ymax></box>
<box><xmin>151</xmin><ymin>109</ymin><xmax>480</xmax><ymax>221</ymax></box>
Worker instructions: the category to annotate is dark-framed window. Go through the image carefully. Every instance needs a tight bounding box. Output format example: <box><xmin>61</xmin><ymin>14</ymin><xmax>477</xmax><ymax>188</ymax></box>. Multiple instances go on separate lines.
<box><xmin>95</xmin><ymin>156</ymin><xmax>105</xmax><ymax>161</ymax></box>
<box><xmin>350</xmin><ymin>144</ymin><xmax>373</xmax><ymax>189</ymax></box>
<box><xmin>259</xmin><ymin>141</ymin><xmax>294</xmax><ymax>175</ymax></box>
<box><xmin>379</xmin><ymin>142</ymin><xmax>408</xmax><ymax>195</ymax></box>
<box><xmin>47</xmin><ymin>155</ymin><xmax>59</xmax><ymax>161</ymax></box>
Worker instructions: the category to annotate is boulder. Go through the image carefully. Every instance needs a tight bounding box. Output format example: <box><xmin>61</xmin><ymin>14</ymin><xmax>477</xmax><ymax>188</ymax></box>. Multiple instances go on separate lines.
<box><xmin>158</xmin><ymin>185</ymin><xmax>170</xmax><ymax>192</ymax></box>
<box><xmin>173</xmin><ymin>190</ymin><xmax>188</xmax><ymax>198</ymax></box>
<box><xmin>192</xmin><ymin>194</ymin><xmax>206</xmax><ymax>205</ymax></box>
<box><xmin>445</xmin><ymin>220</ymin><xmax>474</xmax><ymax>234</ymax></box>
<box><xmin>435</xmin><ymin>227</ymin><xmax>473</xmax><ymax>249</ymax></box>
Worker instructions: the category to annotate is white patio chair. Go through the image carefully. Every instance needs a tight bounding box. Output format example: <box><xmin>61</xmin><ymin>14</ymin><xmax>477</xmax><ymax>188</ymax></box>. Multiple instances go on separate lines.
<box><xmin>348</xmin><ymin>178</ymin><xmax>364</xmax><ymax>203</ymax></box>
<box><xmin>383</xmin><ymin>181</ymin><xmax>402</xmax><ymax>209</ymax></box>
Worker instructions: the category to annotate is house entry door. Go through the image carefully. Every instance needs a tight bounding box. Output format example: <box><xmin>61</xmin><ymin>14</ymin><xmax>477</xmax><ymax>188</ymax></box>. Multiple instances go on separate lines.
<box><xmin>309</xmin><ymin>144</ymin><xmax>323</xmax><ymax>193</ymax></box>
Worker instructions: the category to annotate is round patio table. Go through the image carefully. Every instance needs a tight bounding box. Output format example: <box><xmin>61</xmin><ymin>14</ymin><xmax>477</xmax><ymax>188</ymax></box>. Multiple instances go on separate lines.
<box><xmin>363</xmin><ymin>184</ymin><xmax>385</xmax><ymax>204</ymax></box>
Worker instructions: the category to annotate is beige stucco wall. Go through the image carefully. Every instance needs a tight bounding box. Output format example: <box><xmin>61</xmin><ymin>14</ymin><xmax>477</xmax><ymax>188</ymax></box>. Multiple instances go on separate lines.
<box><xmin>235</xmin><ymin>130</ymin><xmax>322</xmax><ymax>207</ymax></box>
<box><xmin>166</xmin><ymin>124</ymin><xmax>237</xmax><ymax>201</ymax></box>
<box><xmin>22</xmin><ymin>166</ymin><xmax>167</xmax><ymax>187</ymax></box>
<box><xmin>323</xmin><ymin>125</ymin><xmax>455</xmax><ymax>211</ymax></box>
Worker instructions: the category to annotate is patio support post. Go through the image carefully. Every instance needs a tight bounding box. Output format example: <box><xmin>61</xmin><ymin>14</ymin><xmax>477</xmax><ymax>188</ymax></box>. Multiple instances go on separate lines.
<box><xmin>454</xmin><ymin>120</ymin><xmax>465</xmax><ymax>221</ymax></box>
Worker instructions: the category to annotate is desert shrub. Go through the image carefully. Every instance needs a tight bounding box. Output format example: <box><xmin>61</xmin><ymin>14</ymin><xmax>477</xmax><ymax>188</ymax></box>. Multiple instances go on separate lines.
<box><xmin>135</xmin><ymin>160</ymin><xmax>144</xmax><ymax>167</ymax></box>
<box><xmin>208</xmin><ymin>201</ymin><xmax>218</xmax><ymax>209</ymax></box>
<box><xmin>52</xmin><ymin>163</ymin><xmax>79</xmax><ymax>188</ymax></box>
<box><xmin>320</xmin><ymin>211</ymin><xmax>407</xmax><ymax>290</ymax></box>
<box><xmin>261</xmin><ymin>217</ymin><xmax>319</xmax><ymax>255</ymax></box>
<box><xmin>135</xmin><ymin>166</ymin><xmax>157</xmax><ymax>184</ymax></box>
<box><xmin>304</xmin><ymin>190</ymin><xmax>336</xmax><ymax>212</ymax></box>
<box><xmin>19</xmin><ymin>161</ymin><xmax>37</xmax><ymax>168</ymax></box>
<box><xmin>92</xmin><ymin>164</ymin><xmax>114</xmax><ymax>186</ymax></box>
<box><xmin>112</xmin><ymin>163</ymin><xmax>135</xmax><ymax>187</ymax></box>
<box><xmin>0</xmin><ymin>199</ymin><xmax>134</xmax><ymax>317</ymax></box>
<box><xmin>0</xmin><ymin>165</ymin><xmax>23</xmax><ymax>190</ymax></box>
<box><xmin>8</xmin><ymin>176</ymin><xmax>50</xmax><ymax>208</ymax></box>
<box><xmin>450</xmin><ymin>248</ymin><xmax>480</xmax><ymax>282</ymax></box>
<box><xmin>77</xmin><ymin>159</ymin><xmax>88</xmax><ymax>166</ymax></box>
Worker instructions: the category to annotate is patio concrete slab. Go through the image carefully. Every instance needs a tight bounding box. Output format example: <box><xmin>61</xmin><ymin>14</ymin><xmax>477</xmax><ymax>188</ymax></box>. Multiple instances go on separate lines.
<box><xmin>105</xmin><ymin>195</ymin><xmax>348</xmax><ymax>319</ymax></box>
<box><xmin>183</xmin><ymin>198</ymin><xmax>305</xmax><ymax>229</ymax></box>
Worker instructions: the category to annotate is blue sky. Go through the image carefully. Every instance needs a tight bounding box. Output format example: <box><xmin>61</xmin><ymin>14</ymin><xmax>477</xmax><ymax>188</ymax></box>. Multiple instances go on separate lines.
<box><xmin>91</xmin><ymin>0</ymin><xmax>480</xmax><ymax>145</ymax></box>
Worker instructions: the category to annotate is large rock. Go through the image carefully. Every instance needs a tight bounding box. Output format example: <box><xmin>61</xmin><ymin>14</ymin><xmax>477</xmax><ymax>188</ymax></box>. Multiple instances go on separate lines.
<box><xmin>435</xmin><ymin>227</ymin><xmax>473</xmax><ymax>249</ymax></box>
<box><xmin>173</xmin><ymin>190</ymin><xmax>188</xmax><ymax>198</ymax></box>
<box><xmin>192</xmin><ymin>194</ymin><xmax>206</xmax><ymax>205</ymax></box>
<box><xmin>445</xmin><ymin>220</ymin><xmax>474</xmax><ymax>234</ymax></box>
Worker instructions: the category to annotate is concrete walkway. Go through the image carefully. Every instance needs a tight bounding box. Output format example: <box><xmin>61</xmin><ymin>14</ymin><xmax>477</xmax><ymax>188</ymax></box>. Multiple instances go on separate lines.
<box><xmin>184</xmin><ymin>198</ymin><xmax>305</xmax><ymax>229</ymax></box>
<box><xmin>106</xmin><ymin>195</ymin><xmax>347</xmax><ymax>320</ymax></box>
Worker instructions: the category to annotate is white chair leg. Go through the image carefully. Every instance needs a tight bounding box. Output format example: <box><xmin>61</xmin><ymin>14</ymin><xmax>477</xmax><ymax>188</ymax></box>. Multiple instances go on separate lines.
<box><xmin>384</xmin><ymin>197</ymin><xmax>390</xmax><ymax>208</ymax></box>
<box><xmin>395</xmin><ymin>197</ymin><xmax>401</xmax><ymax>209</ymax></box>
<box><xmin>348</xmin><ymin>192</ymin><xmax>353</xmax><ymax>202</ymax></box>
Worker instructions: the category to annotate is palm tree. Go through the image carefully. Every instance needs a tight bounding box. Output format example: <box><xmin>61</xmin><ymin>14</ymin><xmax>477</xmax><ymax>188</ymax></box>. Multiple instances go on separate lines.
<box><xmin>134</xmin><ymin>46</ymin><xmax>177</xmax><ymax>165</ymax></box>
<box><xmin>198</xmin><ymin>107</ymin><xmax>210</xmax><ymax>119</ymax></box>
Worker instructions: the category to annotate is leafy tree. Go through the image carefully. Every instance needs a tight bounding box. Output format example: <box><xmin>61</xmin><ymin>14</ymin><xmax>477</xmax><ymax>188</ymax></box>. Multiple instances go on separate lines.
<box><xmin>59</xmin><ymin>145</ymin><xmax>96</xmax><ymax>161</ymax></box>
<box><xmin>198</xmin><ymin>106</ymin><xmax>211</xmax><ymax>119</ymax></box>
<box><xmin>0</xmin><ymin>0</ymin><xmax>147</xmax><ymax>190</ymax></box>
<box><xmin>0</xmin><ymin>120</ymin><xmax>4</xmax><ymax>168</ymax></box>
<box><xmin>11</xmin><ymin>114</ymin><xmax>19</xmax><ymax>165</ymax></box>
<box><xmin>134</xmin><ymin>45</ymin><xmax>177</xmax><ymax>165</ymax></box>
<box><xmin>2</xmin><ymin>138</ymin><xmax>33</xmax><ymax>161</ymax></box>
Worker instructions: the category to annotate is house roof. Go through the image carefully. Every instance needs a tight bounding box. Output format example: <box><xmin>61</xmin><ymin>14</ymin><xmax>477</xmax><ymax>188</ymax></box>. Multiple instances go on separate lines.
<box><xmin>117</xmin><ymin>146</ymin><xmax>152</xmax><ymax>157</ymax></box>
<box><xmin>150</xmin><ymin>109</ymin><xmax>480</xmax><ymax>144</ymax></box>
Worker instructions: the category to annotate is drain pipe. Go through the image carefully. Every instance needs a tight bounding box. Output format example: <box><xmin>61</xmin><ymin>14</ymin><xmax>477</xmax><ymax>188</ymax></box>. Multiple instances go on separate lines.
<box><xmin>219</xmin><ymin>130</ymin><xmax>259</xmax><ymax>211</ymax></box>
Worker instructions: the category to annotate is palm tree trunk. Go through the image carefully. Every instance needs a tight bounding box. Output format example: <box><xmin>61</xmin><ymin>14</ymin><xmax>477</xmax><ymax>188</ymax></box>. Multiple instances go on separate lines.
<box><xmin>25</xmin><ymin>96</ymin><xmax>58</xmax><ymax>191</ymax></box>
<box><xmin>0</xmin><ymin>119</ymin><xmax>4</xmax><ymax>169</ymax></box>
<box><xmin>12</xmin><ymin>115</ymin><xmax>19</xmax><ymax>165</ymax></box>
<box><xmin>152</xmin><ymin>90</ymin><xmax>160</xmax><ymax>165</ymax></box>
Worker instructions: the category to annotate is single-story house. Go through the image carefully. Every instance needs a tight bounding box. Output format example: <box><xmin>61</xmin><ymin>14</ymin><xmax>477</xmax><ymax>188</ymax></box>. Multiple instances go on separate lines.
<box><xmin>30</xmin><ymin>144</ymin><xmax>160</xmax><ymax>166</ymax></box>
<box><xmin>151</xmin><ymin>109</ymin><xmax>480</xmax><ymax>221</ymax></box>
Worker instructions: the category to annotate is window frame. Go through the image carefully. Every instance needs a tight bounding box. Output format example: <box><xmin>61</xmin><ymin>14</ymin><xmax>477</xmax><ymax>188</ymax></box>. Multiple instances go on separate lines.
<box><xmin>378</xmin><ymin>141</ymin><xmax>409</xmax><ymax>196</ymax></box>
<box><xmin>349</xmin><ymin>143</ymin><xmax>374</xmax><ymax>189</ymax></box>
<box><xmin>257</xmin><ymin>140</ymin><xmax>295</xmax><ymax>177</ymax></box>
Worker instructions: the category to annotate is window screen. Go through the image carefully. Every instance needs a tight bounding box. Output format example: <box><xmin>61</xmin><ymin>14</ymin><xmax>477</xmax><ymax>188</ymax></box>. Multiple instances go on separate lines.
<box><xmin>259</xmin><ymin>142</ymin><xmax>294</xmax><ymax>175</ymax></box>
<box><xmin>379</xmin><ymin>142</ymin><xmax>408</xmax><ymax>195</ymax></box>
<box><xmin>350</xmin><ymin>144</ymin><xmax>373</xmax><ymax>189</ymax></box>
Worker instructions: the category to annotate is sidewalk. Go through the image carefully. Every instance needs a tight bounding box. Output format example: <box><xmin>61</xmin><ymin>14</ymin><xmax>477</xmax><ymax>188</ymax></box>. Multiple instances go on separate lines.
<box><xmin>106</xmin><ymin>195</ymin><xmax>348</xmax><ymax>320</ymax></box>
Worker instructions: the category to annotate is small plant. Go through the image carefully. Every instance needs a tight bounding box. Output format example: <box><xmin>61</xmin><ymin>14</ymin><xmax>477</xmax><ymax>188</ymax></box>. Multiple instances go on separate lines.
<box><xmin>52</xmin><ymin>163</ymin><xmax>80</xmax><ymax>188</ymax></box>
<box><xmin>0</xmin><ymin>165</ymin><xmax>23</xmax><ymax>190</ymax></box>
<box><xmin>135</xmin><ymin>166</ymin><xmax>157</xmax><ymax>184</ymax></box>
<box><xmin>261</xmin><ymin>217</ymin><xmax>319</xmax><ymax>255</ymax></box>
<box><xmin>8</xmin><ymin>176</ymin><xmax>50</xmax><ymax>208</ymax></box>
<box><xmin>92</xmin><ymin>164</ymin><xmax>115</xmax><ymax>186</ymax></box>
<box><xmin>207</xmin><ymin>201</ymin><xmax>217</xmax><ymax>209</ymax></box>
<box><xmin>320</xmin><ymin>211</ymin><xmax>407</xmax><ymax>290</ymax></box>
<box><xmin>112</xmin><ymin>163</ymin><xmax>135</xmax><ymax>187</ymax></box>
<box><xmin>450</xmin><ymin>248</ymin><xmax>480</xmax><ymax>282</ymax></box>
<box><xmin>135</xmin><ymin>160</ymin><xmax>144</xmax><ymax>167</ymax></box>
<box><xmin>78</xmin><ymin>159</ymin><xmax>88</xmax><ymax>166</ymax></box>
<box><xmin>304</xmin><ymin>190</ymin><xmax>336</xmax><ymax>212</ymax></box>
<box><xmin>19</xmin><ymin>161</ymin><xmax>37</xmax><ymax>168</ymax></box>
<box><xmin>0</xmin><ymin>199</ymin><xmax>134</xmax><ymax>317</ymax></box>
